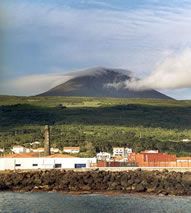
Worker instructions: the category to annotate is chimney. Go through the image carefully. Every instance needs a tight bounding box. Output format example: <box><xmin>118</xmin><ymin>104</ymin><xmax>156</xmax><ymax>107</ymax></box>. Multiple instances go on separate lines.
<box><xmin>44</xmin><ymin>125</ymin><xmax>50</xmax><ymax>156</ymax></box>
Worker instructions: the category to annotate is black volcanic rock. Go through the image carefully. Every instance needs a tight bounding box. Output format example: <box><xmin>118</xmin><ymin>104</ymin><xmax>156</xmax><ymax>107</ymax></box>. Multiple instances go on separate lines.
<box><xmin>38</xmin><ymin>67</ymin><xmax>173</xmax><ymax>99</ymax></box>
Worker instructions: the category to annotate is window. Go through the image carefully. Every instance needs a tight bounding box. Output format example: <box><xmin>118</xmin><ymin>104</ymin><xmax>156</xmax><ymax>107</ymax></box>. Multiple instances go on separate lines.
<box><xmin>55</xmin><ymin>164</ymin><xmax>62</xmax><ymax>168</ymax></box>
<box><xmin>32</xmin><ymin>164</ymin><xmax>38</xmax><ymax>166</ymax></box>
<box><xmin>75</xmin><ymin>164</ymin><xmax>86</xmax><ymax>168</ymax></box>
<box><xmin>15</xmin><ymin>164</ymin><xmax>21</xmax><ymax>167</ymax></box>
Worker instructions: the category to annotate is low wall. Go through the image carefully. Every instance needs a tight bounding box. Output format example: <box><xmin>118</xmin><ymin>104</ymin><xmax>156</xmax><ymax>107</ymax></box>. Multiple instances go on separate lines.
<box><xmin>0</xmin><ymin>169</ymin><xmax>190</xmax><ymax>196</ymax></box>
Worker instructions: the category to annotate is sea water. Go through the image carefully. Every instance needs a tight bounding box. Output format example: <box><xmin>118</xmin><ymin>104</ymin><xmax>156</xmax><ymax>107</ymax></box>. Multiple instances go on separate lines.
<box><xmin>0</xmin><ymin>192</ymin><xmax>190</xmax><ymax>213</ymax></box>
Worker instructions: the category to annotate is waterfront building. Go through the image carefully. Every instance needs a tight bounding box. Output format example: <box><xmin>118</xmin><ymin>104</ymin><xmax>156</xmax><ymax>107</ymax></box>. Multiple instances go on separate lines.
<box><xmin>0</xmin><ymin>153</ymin><xmax>96</xmax><ymax>170</ymax></box>
<box><xmin>128</xmin><ymin>152</ymin><xmax>176</xmax><ymax>167</ymax></box>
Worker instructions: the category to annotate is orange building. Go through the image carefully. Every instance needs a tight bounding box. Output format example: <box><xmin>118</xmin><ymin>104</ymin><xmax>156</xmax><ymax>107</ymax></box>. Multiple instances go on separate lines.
<box><xmin>128</xmin><ymin>153</ymin><xmax>176</xmax><ymax>167</ymax></box>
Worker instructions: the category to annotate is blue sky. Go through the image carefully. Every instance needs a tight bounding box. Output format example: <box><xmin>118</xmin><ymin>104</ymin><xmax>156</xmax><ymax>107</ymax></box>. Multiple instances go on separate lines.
<box><xmin>1</xmin><ymin>0</ymin><xmax>191</xmax><ymax>99</ymax></box>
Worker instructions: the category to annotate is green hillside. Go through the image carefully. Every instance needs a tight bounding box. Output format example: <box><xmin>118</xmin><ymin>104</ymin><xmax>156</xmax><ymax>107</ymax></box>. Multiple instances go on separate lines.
<box><xmin>0</xmin><ymin>95</ymin><xmax>191</xmax><ymax>156</ymax></box>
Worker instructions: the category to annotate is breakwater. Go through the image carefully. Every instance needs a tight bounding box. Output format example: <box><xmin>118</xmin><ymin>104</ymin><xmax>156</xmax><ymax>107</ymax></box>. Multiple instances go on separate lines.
<box><xmin>0</xmin><ymin>169</ymin><xmax>190</xmax><ymax>196</ymax></box>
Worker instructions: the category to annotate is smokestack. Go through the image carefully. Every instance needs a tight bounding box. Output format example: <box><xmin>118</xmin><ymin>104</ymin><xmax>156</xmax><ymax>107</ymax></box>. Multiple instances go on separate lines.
<box><xmin>44</xmin><ymin>125</ymin><xmax>50</xmax><ymax>156</ymax></box>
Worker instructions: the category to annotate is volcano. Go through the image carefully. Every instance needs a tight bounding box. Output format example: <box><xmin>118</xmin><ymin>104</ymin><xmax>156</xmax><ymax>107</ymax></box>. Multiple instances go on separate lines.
<box><xmin>37</xmin><ymin>67</ymin><xmax>173</xmax><ymax>99</ymax></box>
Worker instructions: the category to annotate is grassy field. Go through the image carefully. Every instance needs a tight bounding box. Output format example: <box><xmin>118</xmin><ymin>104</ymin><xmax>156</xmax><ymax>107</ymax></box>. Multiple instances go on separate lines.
<box><xmin>0</xmin><ymin>95</ymin><xmax>191</xmax><ymax>156</ymax></box>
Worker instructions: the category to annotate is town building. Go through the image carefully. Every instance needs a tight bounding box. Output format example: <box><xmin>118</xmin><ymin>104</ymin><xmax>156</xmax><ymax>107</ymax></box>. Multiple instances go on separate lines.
<box><xmin>113</xmin><ymin>147</ymin><xmax>132</xmax><ymax>157</ymax></box>
<box><xmin>63</xmin><ymin>147</ymin><xmax>80</xmax><ymax>154</ymax></box>
<box><xmin>181</xmin><ymin>139</ymin><xmax>191</xmax><ymax>142</ymax></box>
<box><xmin>30</xmin><ymin>141</ymin><xmax>40</xmax><ymax>146</ymax></box>
<box><xmin>0</xmin><ymin>148</ymin><xmax>4</xmax><ymax>153</ymax></box>
<box><xmin>0</xmin><ymin>153</ymin><xmax>96</xmax><ymax>170</ymax></box>
<box><xmin>176</xmin><ymin>157</ymin><xmax>191</xmax><ymax>167</ymax></box>
<box><xmin>30</xmin><ymin>147</ymin><xmax>44</xmax><ymax>153</ymax></box>
<box><xmin>128</xmin><ymin>152</ymin><xmax>176</xmax><ymax>167</ymax></box>
<box><xmin>96</xmin><ymin>152</ymin><xmax>111</xmax><ymax>161</ymax></box>
<box><xmin>50</xmin><ymin>148</ymin><xmax>60</xmax><ymax>154</ymax></box>
<box><xmin>11</xmin><ymin>145</ymin><xmax>29</xmax><ymax>153</ymax></box>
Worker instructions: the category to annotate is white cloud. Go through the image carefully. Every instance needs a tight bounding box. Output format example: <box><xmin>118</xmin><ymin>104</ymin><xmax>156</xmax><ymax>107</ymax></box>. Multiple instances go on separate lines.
<box><xmin>0</xmin><ymin>73</ymin><xmax>72</xmax><ymax>96</ymax></box>
<box><xmin>122</xmin><ymin>49</ymin><xmax>191</xmax><ymax>90</ymax></box>
<box><xmin>0</xmin><ymin>66</ymin><xmax>131</xmax><ymax>96</ymax></box>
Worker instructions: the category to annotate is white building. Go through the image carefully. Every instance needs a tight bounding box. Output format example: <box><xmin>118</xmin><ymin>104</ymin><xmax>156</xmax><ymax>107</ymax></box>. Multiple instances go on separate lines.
<box><xmin>30</xmin><ymin>141</ymin><xmax>41</xmax><ymax>146</ymax></box>
<box><xmin>0</xmin><ymin>156</ymin><xmax>96</xmax><ymax>170</ymax></box>
<box><xmin>34</xmin><ymin>147</ymin><xmax>44</xmax><ymax>153</ymax></box>
<box><xmin>96</xmin><ymin>152</ymin><xmax>111</xmax><ymax>161</ymax></box>
<box><xmin>113</xmin><ymin>147</ymin><xmax>132</xmax><ymax>157</ymax></box>
<box><xmin>63</xmin><ymin>147</ymin><xmax>80</xmax><ymax>154</ymax></box>
<box><xmin>11</xmin><ymin>145</ymin><xmax>27</xmax><ymax>153</ymax></box>
<box><xmin>181</xmin><ymin>139</ymin><xmax>191</xmax><ymax>142</ymax></box>
<box><xmin>50</xmin><ymin>148</ymin><xmax>61</xmax><ymax>154</ymax></box>
<box><xmin>0</xmin><ymin>148</ymin><xmax>4</xmax><ymax>153</ymax></box>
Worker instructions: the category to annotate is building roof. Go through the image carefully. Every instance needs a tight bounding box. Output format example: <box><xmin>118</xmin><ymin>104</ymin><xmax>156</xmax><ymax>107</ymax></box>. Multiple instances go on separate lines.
<box><xmin>63</xmin><ymin>147</ymin><xmax>80</xmax><ymax>150</ymax></box>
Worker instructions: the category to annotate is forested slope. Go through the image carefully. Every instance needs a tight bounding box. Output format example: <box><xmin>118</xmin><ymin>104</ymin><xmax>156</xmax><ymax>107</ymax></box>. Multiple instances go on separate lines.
<box><xmin>0</xmin><ymin>96</ymin><xmax>191</xmax><ymax>156</ymax></box>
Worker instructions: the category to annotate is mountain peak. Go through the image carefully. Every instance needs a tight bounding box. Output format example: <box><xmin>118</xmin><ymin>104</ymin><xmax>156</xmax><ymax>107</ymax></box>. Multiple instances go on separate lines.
<box><xmin>37</xmin><ymin>67</ymin><xmax>173</xmax><ymax>99</ymax></box>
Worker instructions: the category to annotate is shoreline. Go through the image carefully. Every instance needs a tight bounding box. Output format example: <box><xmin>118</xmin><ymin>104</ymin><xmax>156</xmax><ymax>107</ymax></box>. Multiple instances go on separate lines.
<box><xmin>0</xmin><ymin>169</ymin><xmax>190</xmax><ymax>196</ymax></box>
<box><xmin>2</xmin><ymin>190</ymin><xmax>191</xmax><ymax>198</ymax></box>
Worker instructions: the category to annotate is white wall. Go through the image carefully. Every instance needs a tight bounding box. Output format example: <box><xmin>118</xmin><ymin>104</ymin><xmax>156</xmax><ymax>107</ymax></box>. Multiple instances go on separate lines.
<box><xmin>0</xmin><ymin>158</ymin><xmax>97</xmax><ymax>170</ymax></box>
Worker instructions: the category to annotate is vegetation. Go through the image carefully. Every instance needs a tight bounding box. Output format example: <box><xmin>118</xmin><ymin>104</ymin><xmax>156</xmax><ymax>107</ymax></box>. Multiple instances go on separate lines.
<box><xmin>0</xmin><ymin>95</ymin><xmax>191</xmax><ymax>156</ymax></box>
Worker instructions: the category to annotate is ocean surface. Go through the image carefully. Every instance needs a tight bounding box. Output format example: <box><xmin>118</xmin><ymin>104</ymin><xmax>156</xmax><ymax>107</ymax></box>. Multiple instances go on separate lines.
<box><xmin>0</xmin><ymin>192</ymin><xmax>190</xmax><ymax>213</ymax></box>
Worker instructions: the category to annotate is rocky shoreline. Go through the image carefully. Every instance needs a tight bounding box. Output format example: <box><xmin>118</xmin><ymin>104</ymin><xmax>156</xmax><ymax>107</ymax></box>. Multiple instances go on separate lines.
<box><xmin>0</xmin><ymin>169</ymin><xmax>190</xmax><ymax>196</ymax></box>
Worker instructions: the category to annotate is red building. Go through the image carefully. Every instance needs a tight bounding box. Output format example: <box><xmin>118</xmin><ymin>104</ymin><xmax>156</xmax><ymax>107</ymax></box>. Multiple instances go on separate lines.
<box><xmin>128</xmin><ymin>153</ymin><xmax>176</xmax><ymax>167</ymax></box>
